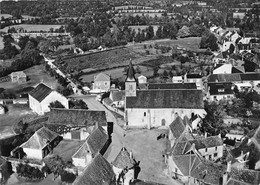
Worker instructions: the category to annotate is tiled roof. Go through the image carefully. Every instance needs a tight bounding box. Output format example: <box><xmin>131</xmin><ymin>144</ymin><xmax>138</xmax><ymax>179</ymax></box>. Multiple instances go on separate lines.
<box><xmin>110</xmin><ymin>90</ymin><xmax>125</xmax><ymax>101</ymax></box>
<box><xmin>171</xmin><ymin>141</ymin><xmax>192</xmax><ymax>155</ymax></box>
<box><xmin>147</xmin><ymin>83</ymin><xmax>197</xmax><ymax>90</ymax></box>
<box><xmin>251</xmin><ymin>125</ymin><xmax>260</xmax><ymax>147</ymax></box>
<box><xmin>112</xmin><ymin>147</ymin><xmax>136</xmax><ymax>169</ymax></box>
<box><xmin>189</xmin><ymin>136</ymin><xmax>223</xmax><ymax>150</ymax></box>
<box><xmin>207</xmin><ymin>74</ymin><xmax>241</xmax><ymax>83</ymax></box>
<box><xmin>73</xmin><ymin>126</ymin><xmax>108</xmax><ymax>158</ymax></box>
<box><xmin>226</xmin><ymin>178</ymin><xmax>251</xmax><ymax>185</ymax></box>
<box><xmin>21</xmin><ymin>127</ymin><xmax>58</xmax><ymax>150</ymax></box>
<box><xmin>169</xmin><ymin>116</ymin><xmax>186</xmax><ymax>140</ymax></box>
<box><xmin>29</xmin><ymin>83</ymin><xmax>52</xmax><ymax>102</ymax></box>
<box><xmin>191</xmin><ymin>160</ymin><xmax>226</xmax><ymax>185</ymax></box>
<box><xmin>230</xmin><ymin>167</ymin><xmax>260</xmax><ymax>185</ymax></box>
<box><xmin>172</xmin><ymin>153</ymin><xmax>201</xmax><ymax>176</ymax></box>
<box><xmin>94</xmin><ymin>73</ymin><xmax>110</xmax><ymax>81</ymax></box>
<box><xmin>126</xmin><ymin>90</ymin><xmax>204</xmax><ymax>109</ymax></box>
<box><xmin>208</xmin><ymin>82</ymin><xmax>233</xmax><ymax>95</ymax></box>
<box><xmin>48</xmin><ymin>108</ymin><xmax>107</xmax><ymax>127</ymax></box>
<box><xmin>186</xmin><ymin>74</ymin><xmax>202</xmax><ymax>79</ymax></box>
<box><xmin>73</xmin><ymin>154</ymin><xmax>115</xmax><ymax>185</ymax></box>
<box><xmin>240</xmin><ymin>73</ymin><xmax>260</xmax><ymax>81</ymax></box>
<box><xmin>232</xmin><ymin>66</ymin><xmax>245</xmax><ymax>73</ymax></box>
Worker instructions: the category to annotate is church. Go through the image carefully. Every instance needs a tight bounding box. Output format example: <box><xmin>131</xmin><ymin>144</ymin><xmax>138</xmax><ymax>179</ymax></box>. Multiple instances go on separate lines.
<box><xmin>124</xmin><ymin>61</ymin><xmax>206</xmax><ymax>129</ymax></box>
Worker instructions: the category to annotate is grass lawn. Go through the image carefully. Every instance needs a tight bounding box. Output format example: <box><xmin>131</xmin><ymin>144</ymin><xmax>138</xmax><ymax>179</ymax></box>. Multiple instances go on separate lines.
<box><xmin>155</xmin><ymin>37</ymin><xmax>203</xmax><ymax>52</ymax></box>
<box><xmin>51</xmin><ymin>140</ymin><xmax>85</xmax><ymax>162</ymax></box>
<box><xmin>0</xmin><ymin>64</ymin><xmax>59</xmax><ymax>94</ymax></box>
<box><xmin>0</xmin><ymin>24</ymin><xmax>64</xmax><ymax>33</ymax></box>
<box><xmin>0</xmin><ymin>104</ymin><xmax>37</xmax><ymax>139</ymax></box>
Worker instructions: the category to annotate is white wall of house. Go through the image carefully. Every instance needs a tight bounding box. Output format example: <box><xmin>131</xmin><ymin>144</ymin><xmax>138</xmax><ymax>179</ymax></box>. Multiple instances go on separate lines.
<box><xmin>167</xmin><ymin>157</ymin><xmax>189</xmax><ymax>183</ymax></box>
<box><xmin>187</xmin><ymin>78</ymin><xmax>203</xmax><ymax>90</ymax></box>
<box><xmin>23</xmin><ymin>148</ymin><xmax>43</xmax><ymax>160</ymax></box>
<box><xmin>41</xmin><ymin>91</ymin><xmax>68</xmax><ymax>114</ymax></box>
<box><xmin>72</xmin><ymin>154</ymin><xmax>92</xmax><ymax>168</ymax></box>
<box><xmin>126</xmin><ymin>108</ymin><xmax>206</xmax><ymax>128</ymax></box>
<box><xmin>29</xmin><ymin>95</ymin><xmax>42</xmax><ymax>115</ymax></box>
<box><xmin>138</xmin><ymin>75</ymin><xmax>147</xmax><ymax>84</ymax></box>
<box><xmin>93</xmin><ymin>80</ymin><xmax>110</xmax><ymax>91</ymax></box>
<box><xmin>62</xmin><ymin>128</ymin><xmax>89</xmax><ymax>140</ymax></box>
<box><xmin>172</xmin><ymin>76</ymin><xmax>183</xmax><ymax>83</ymax></box>
<box><xmin>209</xmin><ymin>94</ymin><xmax>234</xmax><ymax>101</ymax></box>
<box><xmin>198</xmin><ymin>145</ymin><xmax>223</xmax><ymax>160</ymax></box>
<box><xmin>113</xmin><ymin>166</ymin><xmax>123</xmax><ymax>182</ymax></box>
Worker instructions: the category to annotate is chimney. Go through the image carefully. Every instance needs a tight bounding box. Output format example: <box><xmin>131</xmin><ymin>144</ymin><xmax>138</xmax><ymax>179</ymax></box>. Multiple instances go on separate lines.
<box><xmin>227</xmin><ymin>161</ymin><xmax>231</xmax><ymax>173</ymax></box>
<box><xmin>204</xmin><ymin>132</ymin><xmax>207</xmax><ymax>138</ymax></box>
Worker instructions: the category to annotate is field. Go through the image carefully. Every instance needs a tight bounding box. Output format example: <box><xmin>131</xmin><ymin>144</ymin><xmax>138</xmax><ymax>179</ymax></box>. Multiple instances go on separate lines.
<box><xmin>80</xmin><ymin>65</ymin><xmax>153</xmax><ymax>83</ymax></box>
<box><xmin>0</xmin><ymin>65</ymin><xmax>59</xmax><ymax>94</ymax></box>
<box><xmin>0</xmin><ymin>24</ymin><xmax>64</xmax><ymax>33</ymax></box>
<box><xmin>155</xmin><ymin>37</ymin><xmax>203</xmax><ymax>52</ymax></box>
<box><xmin>59</xmin><ymin>47</ymin><xmax>153</xmax><ymax>74</ymax></box>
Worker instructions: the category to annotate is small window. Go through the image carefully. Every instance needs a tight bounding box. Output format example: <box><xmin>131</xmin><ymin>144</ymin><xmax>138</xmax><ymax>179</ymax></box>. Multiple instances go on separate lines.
<box><xmin>215</xmin><ymin>146</ymin><xmax>218</xmax><ymax>151</ymax></box>
<box><xmin>214</xmin><ymin>153</ymin><xmax>218</xmax><ymax>157</ymax></box>
<box><xmin>144</xmin><ymin>112</ymin><xmax>146</xmax><ymax>116</ymax></box>
<box><xmin>205</xmin><ymin>148</ymin><xmax>208</xmax><ymax>152</ymax></box>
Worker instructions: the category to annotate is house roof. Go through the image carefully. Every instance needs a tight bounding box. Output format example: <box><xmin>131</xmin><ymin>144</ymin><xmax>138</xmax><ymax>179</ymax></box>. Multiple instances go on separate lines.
<box><xmin>29</xmin><ymin>83</ymin><xmax>52</xmax><ymax>102</ymax></box>
<box><xmin>73</xmin><ymin>126</ymin><xmax>108</xmax><ymax>158</ymax></box>
<box><xmin>172</xmin><ymin>153</ymin><xmax>201</xmax><ymax>176</ymax></box>
<box><xmin>240</xmin><ymin>73</ymin><xmax>260</xmax><ymax>81</ymax></box>
<box><xmin>226</xmin><ymin>178</ymin><xmax>251</xmax><ymax>185</ymax></box>
<box><xmin>110</xmin><ymin>90</ymin><xmax>125</xmax><ymax>101</ymax></box>
<box><xmin>186</xmin><ymin>74</ymin><xmax>202</xmax><ymax>79</ymax></box>
<box><xmin>229</xmin><ymin>167</ymin><xmax>260</xmax><ymax>185</ymax></box>
<box><xmin>21</xmin><ymin>127</ymin><xmax>58</xmax><ymax>150</ymax></box>
<box><xmin>73</xmin><ymin>154</ymin><xmax>115</xmax><ymax>185</ymax></box>
<box><xmin>170</xmin><ymin>141</ymin><xmax>192</xmax><ymax>155</ymax></box>
<box><xmin>48</xmin><ymin>108</ymin><xmax>107</xmax><ymax>127</ymax></box>
<box><xmin>207</xmin><ymin>74</ymin><xmax>241</xmax><ymax>83</ymax></box>
<box><xmin>251</xmin><ymin>125</ymin><xmax>260</xmax><ymax>147</ymax></box>
<box><xmin>208</xmin><ymin>82</ymin><xmax>233</xmax><ymax>95</ymax></box>
<box><xmin>125</xmin><ymin>90</ymin><xmax>204</xmax><ymax>109</ymax></box>
<box><xmin>189</xmin><ymin>136</ymin><xmax>223</xmax><ymax>150</ymax></box>
<box><xmin>94</xmin><ymin>73</ymin><xmax>110</xmax><ymax>82</ymax></box>
<box><xmin>11</xmin><ymin>71</ymin><xmax>26</xmax><ymax>77</ymax></box>
<box><xmin>147</xmin><ymin>83</ymin><xmax>197</xmax><ymax>90</ymax></box>
<box><xmin>112</xmin><ymin>147</ymin><xmax>136</xmax><ymax>169</ymax></box>
<box><xmin>191</xmin><ymin>160</ymin><xmax>226</xmax><ymax>185</ymax></box>
<box><xmin>232</xmin><ymin>66</ymin><xmax>245</xmax><ymax>73</ymax></box>
<box><xmin>169</xmin><ymin>116</ymin><xmax>187</xmax><ymax>140</ymax></box>
<box><xmin>215</xmin><ymin>51</ymin><xmax>229</xmax><ymax>59</ymax></box>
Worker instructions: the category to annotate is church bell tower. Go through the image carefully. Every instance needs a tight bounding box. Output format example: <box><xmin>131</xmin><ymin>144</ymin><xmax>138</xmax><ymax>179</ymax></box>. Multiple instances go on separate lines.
<box><xmin>125</xmin><ymin>60</ymin><xmax>136</xmax><ymax>97</ymax></box>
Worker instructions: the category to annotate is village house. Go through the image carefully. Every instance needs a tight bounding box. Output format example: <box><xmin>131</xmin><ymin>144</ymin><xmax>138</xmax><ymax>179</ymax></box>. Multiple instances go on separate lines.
<box><xmin>207</xmin><ymin>82</ymin><xmax>234</xmax><ymax>101</ymax></box>
<box><xmin>185</xmin><ymin>74</ymin><xmax>203</xmax><ymax>90</ymax></box>
<box><xmin>124</xmin><ymin>62</ymin><xmax>206</xmax><ymax>128</ymax></box>
<box><xmin>109</xmin><ymin>90</ymin><xmax>125</xmax><ymax>108</ymax></box>
<box><xmin>10</xmin><ymin>71</ymin><xmax>27</xmax><ymax>83</ymax></box>
<box><xmin>28</xmin><ymin>83</ymin><xmax>69</xmax><ymax>115</ymax></box>
<box><xmin>20</xmin><ymin>127</ymin><xmax>61</xmax><ymax>160</ymax></box>
<box><xmin>92</xmin><ymin>73</ymin><xmax>111</xmax><ymax>92</ymax></box>
<box><xmin>72</xmin><ymin>126</ymin><xmax>109</xmax><ymax>171</ymax></box>
<box><xmin>47</xmin><ymin>108</ymin><xmax>108</xmax><ymax>140</ymax></box>
<box><xmin>73</xmin><ymin>153</ymin><xmax>115</xmax><ymax>185</ymax></box>
<box><xmin>172</xmin><ymin>76</ymin><xmax>184</xmax><ymax>83</ymax></box>
<box><xmin>112</xmin><ymin>147</ymin><xmax>137</xmax><ymax>185</ymax></box>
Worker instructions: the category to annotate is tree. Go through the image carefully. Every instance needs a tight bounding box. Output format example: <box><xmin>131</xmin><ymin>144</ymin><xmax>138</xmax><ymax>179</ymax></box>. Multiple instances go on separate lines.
<box><xmin>69</xmin><ymin>99</ymin><xmax>88</xmax><ymax>109</ymax></box>
<box><xmin>177</xmin><ymin>25</ymin><xmax>190</xmax><ymax>38</ymax></box>
<box><xmin>49</xmin><ymin>101</ymin><xmax>65</xmax><ymax>108</ymax></box>
<box><xmin>18</xmin><ymin>36</ymin><xmax>30</xmax><ymax>50</ymax></box>
<box><xmin>3</xmin><ymin>42</ymin><xmax>19</xmax><ymax>59</ymax></box>
<box><xmin>200</xmin><ymin>32</ymin><xmax>219</xmax><ymax>51</ymax></box>
<box><xmin>146</xmin><ymin>25</ymin><xmax>154</xmax><ymax>40</ymax></box>
<box><xmin>156</xmin><ymin>26</ymin><xmax>162</xmax><ymax>39</ymax></box>
<box><xmin>200</xmin><ymin>101</ymin><xmax>225</xmax><ymax>136</ymax></box>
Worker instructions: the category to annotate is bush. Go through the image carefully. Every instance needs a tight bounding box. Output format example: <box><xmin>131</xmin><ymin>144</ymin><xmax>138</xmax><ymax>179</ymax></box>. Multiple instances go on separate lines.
<box><xmin>16</xmin><ymin>163</ymin><xmax>44</xmax><ymax>180</ymax></box>
<box><xmin>60</xmin><ymin>170</ymin><xmax>76</xmax><ymax>183</ymax></box>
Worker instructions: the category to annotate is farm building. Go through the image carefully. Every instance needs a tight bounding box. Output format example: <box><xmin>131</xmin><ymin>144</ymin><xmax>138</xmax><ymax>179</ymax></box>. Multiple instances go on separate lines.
<box><xmin>47</xmin><ymin>108</ymin><xmax>108</xmax><ymax>140</ymax></box>
<box><xmin>20</xmin><ymin>127</ymin><xmax>61</xmax><ymax>160</ymax></box>
<box><xmin>10</xmin><ymin>71</ymin><xmax>27</xmax><ymax>83</ymax></box>
<box><xmin>28</xmin><ymin>83</ymin><xmax>69</xmax><ymax>115</ymax></box>
<box><xmin>124</xmin><ymin>62</ymin><xmax>206</xmax><ymax>128</ymax></box>
<box><xmin>72</xmin><ymin>126</ymin><xmax>109</xmax><ymax>171</ymax></box>
<box><xmin>92</xmin><ymin>73</ymin><xmax>111</xmax><ymax>93</ymax></box>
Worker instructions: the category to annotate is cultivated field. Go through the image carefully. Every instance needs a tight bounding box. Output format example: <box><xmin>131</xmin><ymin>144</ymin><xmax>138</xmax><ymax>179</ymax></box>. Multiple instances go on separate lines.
<box><xmin>155</xmin><ymin>37</ymin><xmax>203</xmax><ymax>52</ymax></box>
<box><xmin>59</xmin><ymin>47</ymin><xmax>153</xmax><ymax>74</ymax></box>
<box><xmin>0</xmin><ymin>24</ymin><xmax>64</xmax><ymax>33</ymax></box>
<box><xmin>80</xmin><ymin>65</ymin><xmax>153</xmax><ymax>83</ymax></box>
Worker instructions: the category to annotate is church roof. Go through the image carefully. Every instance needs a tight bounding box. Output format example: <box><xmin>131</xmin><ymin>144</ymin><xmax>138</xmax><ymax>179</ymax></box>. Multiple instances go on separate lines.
<box><xmin>125</xmin><ymin>89</ymin><xmax>204</xmax><ymax>109</ymax></box>
<box><xmin>147</xmin><ymin>83</ymin><xmax>197</xmax><ymax>90</ymax></box>
<box><xmin>125</xmin><ymin>61</ymin><xmax>136</xmax><ymax>82</ymax></box>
